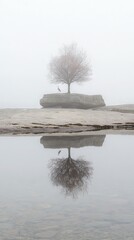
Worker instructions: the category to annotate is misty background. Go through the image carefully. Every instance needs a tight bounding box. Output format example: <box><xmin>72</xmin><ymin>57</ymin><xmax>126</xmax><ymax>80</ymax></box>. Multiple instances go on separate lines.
<box><xmin>0</xmin><ymin>0</ymin><xmax>134</xmax><ymax>108</ymax></box>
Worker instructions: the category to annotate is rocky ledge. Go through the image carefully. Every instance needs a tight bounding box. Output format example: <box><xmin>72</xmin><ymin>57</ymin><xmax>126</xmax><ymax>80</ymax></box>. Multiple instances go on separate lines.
<box><xmin>0</xmin><ymin>106</ymin><xmax>134</xmax><ymax>135</ymax></box>
<box><xmin>98</xmin><ymin>104</ymin><xmax>134</xmax><ymax>113</ymax></box>
<box><xmin>40</xmin><ymin>93</ymin><xmax>105</xmax><ymax>109</ymax></box>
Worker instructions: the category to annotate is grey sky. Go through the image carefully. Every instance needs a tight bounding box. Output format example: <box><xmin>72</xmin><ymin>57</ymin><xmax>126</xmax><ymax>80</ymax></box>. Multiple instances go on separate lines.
<box><xmin>0</xmin><ymin>0</ymin><xmax>134</xmax><ymax>107</ymax></box>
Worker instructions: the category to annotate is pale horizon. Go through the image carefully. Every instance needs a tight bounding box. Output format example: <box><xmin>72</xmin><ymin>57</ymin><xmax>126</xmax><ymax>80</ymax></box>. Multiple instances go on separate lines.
<box><xmin>0</xmin><ymin>0</ymin><xmax>134</xmax><ymax>108</ymax></box>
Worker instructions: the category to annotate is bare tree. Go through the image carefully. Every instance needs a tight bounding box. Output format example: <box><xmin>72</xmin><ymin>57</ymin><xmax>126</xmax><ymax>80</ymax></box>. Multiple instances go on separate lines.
<box><xmin>49</xmin><ymin>148</ymin><xmax>93</xmax><ymax>198</ymax></box>
<box><xmin>49</xmin><ymin>44</ymin><xmax>92</xmax><ymax>93</ymax></box>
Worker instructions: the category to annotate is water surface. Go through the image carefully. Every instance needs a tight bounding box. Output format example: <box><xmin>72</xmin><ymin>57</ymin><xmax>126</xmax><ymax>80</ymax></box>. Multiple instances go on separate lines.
<box><xmin>0</xmin><ymin>135</ymin><xmax>134</xmax><ymax>239</ymax></box>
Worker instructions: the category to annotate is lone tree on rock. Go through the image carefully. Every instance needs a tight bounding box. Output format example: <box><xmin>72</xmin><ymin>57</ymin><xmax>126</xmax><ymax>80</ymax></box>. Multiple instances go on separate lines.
<box><xmin>48</xmin><ymin>44</ymin><xmax>92</xmax><ymax>93</ymax></box>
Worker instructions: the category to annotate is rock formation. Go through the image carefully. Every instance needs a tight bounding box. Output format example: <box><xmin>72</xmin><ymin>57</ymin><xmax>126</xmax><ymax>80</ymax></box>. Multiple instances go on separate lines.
<box><xmin>40</xmin><ymin>93</ymin><xmax>105</xmax><ymax>109</ymax></box>
<box><xmin>40</xmin><ymin>135</ymin><xmax>106</xmax><ymax>149</ymax></box>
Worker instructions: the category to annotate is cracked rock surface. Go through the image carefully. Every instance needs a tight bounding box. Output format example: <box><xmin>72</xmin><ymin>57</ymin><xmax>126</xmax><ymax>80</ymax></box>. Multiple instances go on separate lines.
<box><xmin>0</xmin><ymin>107</ymin><xmax>134</xmax><ymax>135</ymax></box>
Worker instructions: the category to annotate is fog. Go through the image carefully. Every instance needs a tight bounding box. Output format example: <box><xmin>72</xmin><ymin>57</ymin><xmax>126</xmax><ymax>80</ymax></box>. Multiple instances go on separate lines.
<box><xmin>0</xmin><ymin>0</ymin><xmax>134</xmax><ymax>108</ymax></box>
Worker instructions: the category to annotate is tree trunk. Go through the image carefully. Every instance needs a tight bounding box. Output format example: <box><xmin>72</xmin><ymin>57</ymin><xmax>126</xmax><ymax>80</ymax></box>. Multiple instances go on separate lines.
<box><xmin>68</xmin><ymin>83</ymin><xmax>71</xmax><ymax>93</ymax></box>
<box><xmin>68</xmin><ymin>147</ymin><xmax>71</xmax><ymax>159</ymax></box>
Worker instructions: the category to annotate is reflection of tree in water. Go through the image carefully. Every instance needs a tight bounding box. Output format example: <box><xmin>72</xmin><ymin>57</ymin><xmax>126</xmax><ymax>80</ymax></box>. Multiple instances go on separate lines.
<box><xmin>49</xmin><ymin>148</ymin><xmax>93</xmax><ymax>198</ymax></box>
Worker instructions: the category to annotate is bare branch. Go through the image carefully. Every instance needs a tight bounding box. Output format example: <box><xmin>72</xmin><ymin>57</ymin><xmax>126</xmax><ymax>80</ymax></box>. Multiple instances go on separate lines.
<box><xmin>49</xmin><ymin>156</ymin><xmax>93</xmax><ymax>198</ymax></box>
<box><xmin>48</xmin><ymin>43</ymin><xmax>92</xmax><ymax>93</ymax></box>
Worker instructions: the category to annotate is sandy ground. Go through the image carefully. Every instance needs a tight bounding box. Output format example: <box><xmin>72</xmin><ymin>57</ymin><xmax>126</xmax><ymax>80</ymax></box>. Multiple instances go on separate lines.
<box><xmin>0</xmin><ymin>107</ymin><xmax>134</xmax><ymax>135</ymax></box>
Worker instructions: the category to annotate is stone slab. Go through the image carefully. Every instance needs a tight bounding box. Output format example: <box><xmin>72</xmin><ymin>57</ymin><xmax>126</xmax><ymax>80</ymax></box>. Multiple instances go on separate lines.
<box><xmin>40</xmin><ymin>135</ymin><xmax>106</xmax><ymax>148</ymax></box>
<box><xmin>0</xmin><ymin>107</ymin><xmax>134</xmax><ymax>135</ymax></box>
<box><xmin>40</xmin><ymin>93</ymin><xmax>105</xmax><ymax>109</ymax></box>
<box><xmin>97</xmin><ymin>104</ymin><xmax>134</xmax><ymax>113</ymax></box>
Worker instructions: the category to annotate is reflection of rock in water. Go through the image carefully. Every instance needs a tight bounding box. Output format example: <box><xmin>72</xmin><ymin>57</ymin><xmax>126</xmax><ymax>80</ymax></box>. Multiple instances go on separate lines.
<box><xmin>49</xmin><ymin>148</ymin><xmax>93</xmax><ymax>198</ymax></box>
<box><xmin>40</xmin><ymin>135</ymin><xmax>105</xmax><ymax>149</ymax></box>
<box><xmin>40</xmin><ymin>135</ymin><xmax>97</xmax><ymax>198</ymax></box>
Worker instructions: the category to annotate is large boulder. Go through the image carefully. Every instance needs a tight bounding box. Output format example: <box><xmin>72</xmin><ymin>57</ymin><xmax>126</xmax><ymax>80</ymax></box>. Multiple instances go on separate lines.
<box><xmin>40</xmin><ymin>93</ymin><xmax>105</xmax><ymax>109</ymax></box>
<box><xmin>40</xmin><ymin>135</ymin><xmax>106</xmax><ymax>149</ymax></box>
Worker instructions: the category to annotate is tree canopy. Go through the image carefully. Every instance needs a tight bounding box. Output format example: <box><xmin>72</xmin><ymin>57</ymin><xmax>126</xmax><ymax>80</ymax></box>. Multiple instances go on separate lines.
<box><xmin>49</xmin><ymin>148</ymin><xmax>93</xmax><ymax>198</ymax></box>
<box><xmin>49</xmin><ymin>44</ymin><xmax>92</xmax><ymax>93</ymax></box>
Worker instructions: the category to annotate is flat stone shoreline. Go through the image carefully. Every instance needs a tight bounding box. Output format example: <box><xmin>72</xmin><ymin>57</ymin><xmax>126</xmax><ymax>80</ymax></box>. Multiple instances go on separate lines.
<box><xmin>0</xmin><ymin>106</ymin><xmax>134</xmax><ymax>135</ymax></box>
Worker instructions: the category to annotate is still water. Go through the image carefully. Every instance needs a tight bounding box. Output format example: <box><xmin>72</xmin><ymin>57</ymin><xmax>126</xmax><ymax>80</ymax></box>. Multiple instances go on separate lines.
<box><xmin>0</xmin><ymin>135</ymin><xmax>134</xmax><ymax>240</ymax></box>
